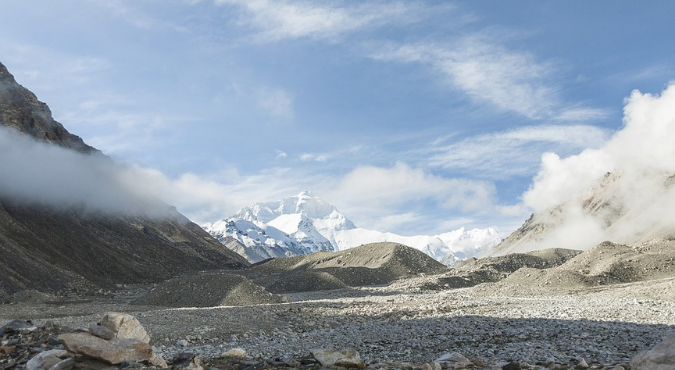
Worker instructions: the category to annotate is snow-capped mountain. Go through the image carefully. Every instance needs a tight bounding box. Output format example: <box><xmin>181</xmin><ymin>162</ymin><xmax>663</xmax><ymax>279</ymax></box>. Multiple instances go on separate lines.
<box><xmin>203</xmin><ymin>191</ymin><xmax>502</xmax><ymax>264</ymax></box>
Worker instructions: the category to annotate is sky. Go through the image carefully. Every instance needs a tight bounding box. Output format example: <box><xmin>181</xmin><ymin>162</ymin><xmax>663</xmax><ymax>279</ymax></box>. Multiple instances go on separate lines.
<box><xmin>1</xmin><ymin>0</ymin><xmax>674</xmax><ymax>237</ymax></box>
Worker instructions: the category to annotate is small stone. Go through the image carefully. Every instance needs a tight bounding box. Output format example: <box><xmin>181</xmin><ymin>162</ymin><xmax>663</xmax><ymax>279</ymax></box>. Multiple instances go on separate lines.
<box><xmin>25</xmin><ymin>349</ymin><xmax>69</xmax><ymax>370</ymax></box>
<box><xmin>221</xmin><ymin>348</ymin><xmax>247</xmax><ymax>358</ymax></box>
<box><xmin>240</xmin><ymin>360</ymin><xmax>265</xmax><ymax>370</ymax></box>
<box><xmin>49</xmin><ymin>358</ymin><xmax>75</xmax><ymax>370</ymax></box>
<box><xmin>1</xmin><ymin>320</ymin><xmax>34</xmax><ymax>333</ymax></box>
<box><xmin>502</xmin><ymin>362</ymin><xmax>521</xmax><ymax>370</ymax></box>
<box><xmin>172</xmin><ymin>353</ymin><xmax>204</xmax><ymax>370</ymax></box>
<box><xmin>177</xmin><ymin>339</ymin><xmax>189</xmax><ymax>347</ymax></box>
<box><xmin>89</xmin><ymin>324</ymin><xmax>115</xmax><ymax>340</ymax></box>
<box><xmin>575</xmin><ymin>358</ymin><xmax>589</xmax><ymax>369</ymax></box>
<box><xmin>311</xmin><ymin>348</ymin><xmax>364</xmax><ymax>368</ymax></box>
<box><xmin>435</xmin><ymin>352</ymin><xmax>472</xmax><ymax>369</ymax></box>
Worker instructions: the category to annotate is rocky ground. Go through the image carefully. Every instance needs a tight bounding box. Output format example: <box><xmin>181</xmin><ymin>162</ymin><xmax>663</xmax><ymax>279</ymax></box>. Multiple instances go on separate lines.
<box><xmin>2</xmin><ymin>276</ymin><xmax>675</xmax><ymax>370</ymax></box>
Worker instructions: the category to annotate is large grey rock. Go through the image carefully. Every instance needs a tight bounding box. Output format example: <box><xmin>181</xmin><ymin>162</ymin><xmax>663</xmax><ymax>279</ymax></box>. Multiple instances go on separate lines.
<box><xmin>58</xmin><ymin>332</ymin><xmax>167</xmax><ymax>368</ymax></box>
<box><xmin>631</xmin><ymin>333</ymin><xmax>675</xmax><ymax>370</ymax></box>
<box><xmin>100</xmin><ymin>312</ymin><xmax>151</xmax><ymax>343</ymax></box>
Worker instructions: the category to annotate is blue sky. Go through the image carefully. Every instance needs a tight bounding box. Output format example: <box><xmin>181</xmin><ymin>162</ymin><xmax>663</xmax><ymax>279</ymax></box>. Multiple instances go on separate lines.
<box><xmin>1</xmin><ymin>0</ymin><xmax>674</xmax><ymax>236</ymax></box>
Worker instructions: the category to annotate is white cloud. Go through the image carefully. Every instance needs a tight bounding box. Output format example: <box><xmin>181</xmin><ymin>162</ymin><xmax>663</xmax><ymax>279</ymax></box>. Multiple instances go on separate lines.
<box><xmin>371</xmin><ymin>35</ymin><xmax>611</xmax><ymax>122</ymax></box>
<box><xmin>554</xmin><ymin>107</ymin><xmax>612</xmax><ymax>122</ymax></box>
<box><xmin>0</xmin><ymin>126</ymin><xmax>169</xmax><ymax>217</ymax></box>
<box><xmin>519</xmin><ymin>83</ymin><xmax>675</xmax><ymax>249</ymax></box>
<box><xmin>371</xmin><ymin>36</ymin><xmax>557</xmax><ymax>119</ymax></box>
<box><xmin>299</xmin><ymin>153</ymin><xmax>328</xmax><ymax>162</ymax></box>
<box><xmin>324</xmin><ymin>161</ymin><xmax>494</xmax><ymax>213</ymax></box>
<box><xmin>215</xmin><ymin>0</ymin><xmax>426</xmax><ymax>42</ymax></box>
<box><xmin>429</xmin><ymin>124</ymin><xmax>611</xmax><ymax>178</ymax></box>
<box><xmin>114</xmin><ymin>160</ymin><xmax>501</xmax><ymax>233</ymax></box>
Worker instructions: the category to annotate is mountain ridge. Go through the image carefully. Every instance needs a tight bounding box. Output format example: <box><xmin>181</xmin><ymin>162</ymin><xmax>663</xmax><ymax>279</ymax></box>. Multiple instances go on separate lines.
<box><xmin>204</xmin><ymin>191</ymin><xmax>502</xmax><ymax>264</ymax></box>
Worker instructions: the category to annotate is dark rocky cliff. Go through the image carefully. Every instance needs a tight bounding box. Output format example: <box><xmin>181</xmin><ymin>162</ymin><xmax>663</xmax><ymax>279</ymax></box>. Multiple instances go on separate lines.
<box><xmin>0</xmin><ymin>62</ymin><xmax>249</xmax><ymax>296</ymax></box>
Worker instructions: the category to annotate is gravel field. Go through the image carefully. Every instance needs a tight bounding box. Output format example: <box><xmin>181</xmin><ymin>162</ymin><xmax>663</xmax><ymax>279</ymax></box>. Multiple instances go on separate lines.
<box><xmin>2</xmin><ymin>277</ymin><xmax>675</xmax><ymax>369</ymax></box>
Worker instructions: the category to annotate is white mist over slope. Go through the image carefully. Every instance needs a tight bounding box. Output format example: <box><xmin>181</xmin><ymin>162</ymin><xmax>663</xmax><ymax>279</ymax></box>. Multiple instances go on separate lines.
<box><xmin>204</xmin><ymin>191</ymin><xmax>502</xmax><ymax>264</ymax></box>
<box><xmin>504</xmin><ymin>83</ymin><xmax>675</xmax><ymax>253</ymax></box>
<box><xmin>0</xmin><ymin>126</ymin><xmax>173</xmax><ymax>217</ymax></box>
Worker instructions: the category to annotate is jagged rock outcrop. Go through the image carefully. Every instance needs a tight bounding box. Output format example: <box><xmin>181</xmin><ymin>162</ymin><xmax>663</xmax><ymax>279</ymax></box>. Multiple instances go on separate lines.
<box><xmin>0</xmin><ymin>61</ymin><xmax>248</xmax><ymax>297</ymax></box>
<box><xmin>0</xmin><ymin>63</ymin><xmax>97</xmax><ymax>154</ymax></box>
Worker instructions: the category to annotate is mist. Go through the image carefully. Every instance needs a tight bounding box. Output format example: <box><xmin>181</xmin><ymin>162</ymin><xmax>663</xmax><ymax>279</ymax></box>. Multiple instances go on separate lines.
<box><xmin>0</xmin><ymin>126</ymin><xmax>173</xmax><ymax>218</ymax></box>
<box><xmin>521</xmin><ymin>82</ymin><xmax>675</xmax><ymax>250</ymax></box>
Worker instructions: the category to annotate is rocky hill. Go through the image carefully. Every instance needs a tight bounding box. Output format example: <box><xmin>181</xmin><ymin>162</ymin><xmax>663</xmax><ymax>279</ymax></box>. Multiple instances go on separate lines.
<box><xmin>0</xmin><ymin>62</ymin><xmax>248</xmax><ymax>297</ymax></box>
<box><xmin>237</xmin><ymin>242</ymin><xmax>449</xmax><ymax>293</ymax></box>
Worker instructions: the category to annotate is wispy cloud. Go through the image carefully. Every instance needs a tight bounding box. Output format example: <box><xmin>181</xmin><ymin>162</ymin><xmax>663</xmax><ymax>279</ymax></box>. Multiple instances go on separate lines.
<box><xmin>371</xmin><ymin>34</ymin><xmax>611</xmax><ymax>121</ymax></box>
<box><xmin>299</xmin><ymin>153</ymin><xmax>329</xmax><ymax>162</ymax></box>
<box><xmin>0</xmin><ymin>38</ymin><xmax>111</xmax><ymax>93</ymax></box>
<box><xmin>214</xmin><ymin>0</ymin><xmax>431</xmax><ymax>42</ymax></box>
<box><xmin>371</xmin><ymin>36</ymin><xmax>557</xmax><ymax>119</ymax></box>
<box><xmin>256</xmin><ymin>87</ymin><xmax>295</xmax><ymax>120</ymax></box>
<box><xmin>428</xmin><ymin>124</ymin><xmax>611</xmax><ymax>178</ymax></box>
<box><xmin>554</xmin><ymin>107</ymin><xmax>613</xmax><ymax>122</ymax></box>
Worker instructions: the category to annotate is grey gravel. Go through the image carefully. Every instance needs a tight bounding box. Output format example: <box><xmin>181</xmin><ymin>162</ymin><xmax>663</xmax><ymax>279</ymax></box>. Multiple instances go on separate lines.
<box><xmin>2</xmin><ymin>278</ymin><xmax>675</xmax><ymax>369</ymax></box>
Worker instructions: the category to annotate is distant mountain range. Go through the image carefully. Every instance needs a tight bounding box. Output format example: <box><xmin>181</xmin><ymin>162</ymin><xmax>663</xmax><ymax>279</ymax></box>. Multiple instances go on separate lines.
<box><xmin>203</xmin><ymin>191</ymin><xmax>502</xmax><ymax>264</ymax></box>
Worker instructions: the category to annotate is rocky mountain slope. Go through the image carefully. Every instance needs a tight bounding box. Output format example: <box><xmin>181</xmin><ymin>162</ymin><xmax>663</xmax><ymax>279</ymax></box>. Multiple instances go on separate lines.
<box><xmin>0</xmin><ymin>63</ymin><xmax>97</xmax><ymax>154</ymax></box>
<box><xmin>0</xmin><ymin>62</ymin><xmax>248</xmax><ymax>297</ymax></box>
<box><xmin>491</xmin><ymin>171</ymin><xmax>675</xmax><ymax>256</ymax></box>
<box><xmin>204</xmin><ymin>191</ymin><xmax>501</xmax><ymax>264</ymax></box>
<box><xmin>237</xmin><ymin>242</ymin><xmax>449</xmax><ymax>293</ymax></box>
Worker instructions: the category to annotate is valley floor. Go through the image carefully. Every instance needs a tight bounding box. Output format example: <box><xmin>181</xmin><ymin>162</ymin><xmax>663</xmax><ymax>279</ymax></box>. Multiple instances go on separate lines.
<box><xmin>2</xmin><ymin>278</ymin><xmax>675</xmax><ymax>369</ymax></box>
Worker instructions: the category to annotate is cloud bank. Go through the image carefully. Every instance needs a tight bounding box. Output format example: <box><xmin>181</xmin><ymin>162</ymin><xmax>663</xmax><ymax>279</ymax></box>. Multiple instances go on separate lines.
<box><xmin>519</xmin><ymin>82</ymin><xmax>675</xmax><ymax>250</ymax></box>
<box><xmin>0</xmin><ymin>126</ymin><xmax>170</xmax><ymax>217</ymax></box>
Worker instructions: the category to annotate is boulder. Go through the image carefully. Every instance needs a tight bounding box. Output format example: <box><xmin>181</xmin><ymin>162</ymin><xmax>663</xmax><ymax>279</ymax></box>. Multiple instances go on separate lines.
<box><xmin>100</xmin><ymin>312</ymin><xmax>151</xmax><ymax>343</ymax></box>
<box><xmin>58</xmin><ymin>332</ymin><xmax>167</xmax><ymax>368</ymax></box>
<box><xmin>631</xmin><ymin>333</ymin><xmax>675</xmax><ymax>370</ymax></box>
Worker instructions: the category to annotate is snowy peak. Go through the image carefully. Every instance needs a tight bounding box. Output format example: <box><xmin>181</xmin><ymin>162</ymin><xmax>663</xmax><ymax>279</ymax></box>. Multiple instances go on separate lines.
<box><xmin>233</xmin><ymin>191</ymin><xmax>354</xmax><ymax>227</ymax></box>
<box><xmin>205</xmin><ymin>192</ymin><xmax>501</xmax><ymax>264</ymax></box>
